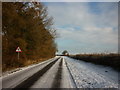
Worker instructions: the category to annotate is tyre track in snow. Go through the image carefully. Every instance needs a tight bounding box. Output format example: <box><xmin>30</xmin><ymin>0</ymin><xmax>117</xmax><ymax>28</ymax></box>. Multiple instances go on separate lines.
<box><xmin>12</xmin><ymin>57</ymin><xmax>60</xmax><ymax>89</ymax></box>
<box><xmin>30</xmin><ymin>57</ymin><xmax>75</xmax><ymax>88</ymax></box>
<box><xmin>51</xmin><ymin>58</ymin><xmax>63</xmax><ymax>88</ymax></box>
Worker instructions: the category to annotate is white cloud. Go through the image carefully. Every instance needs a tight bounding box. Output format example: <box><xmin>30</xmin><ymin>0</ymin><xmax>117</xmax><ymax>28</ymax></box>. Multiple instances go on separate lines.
<box><xmin>57</xmin><ymin>26</ymin><xmax>118</xmax><ymax>45</ymax></box>
<box><xmin>47</xmin><ymin>2</ymin><xmax>117</xmax><ymax>28</ymax></box>
<box><xmin>46</xmin><ymin>2</ymin><xmax>118</xmax><ymax>53</ymax></box>
<box><xmin>56</xmin><ymin>26</ymin><xmax>118</xmax><ymax>54</ymax></box>
<box><xmin>47</xmin><ymin>3</ymin><xmax>92</xmax><ymax>27</ymax></box>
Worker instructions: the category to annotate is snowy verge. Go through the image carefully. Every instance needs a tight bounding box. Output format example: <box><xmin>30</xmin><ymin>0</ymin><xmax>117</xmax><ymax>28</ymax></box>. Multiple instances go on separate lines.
<box><xmin>61</xmin><ymin>57</ymin><xmax>76</xmax><ymax>88</ymax></box>
<box><xmin>64</xmin><ymin>56</ymin><xmax>118</xmax><ymax>88</ymax></box>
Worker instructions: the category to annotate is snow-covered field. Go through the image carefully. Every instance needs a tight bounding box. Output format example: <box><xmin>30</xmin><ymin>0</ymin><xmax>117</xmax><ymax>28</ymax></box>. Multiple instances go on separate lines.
<box><xmin>64</xmin><ymin>56</ymin><xmax>118</xmax><ymax>88</ymax></box>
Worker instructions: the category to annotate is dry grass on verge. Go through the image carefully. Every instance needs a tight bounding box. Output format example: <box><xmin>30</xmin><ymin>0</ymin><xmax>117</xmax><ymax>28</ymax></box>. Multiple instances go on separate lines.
<box><xmin>2</xmin><ymin>57</ymin><xmax>52</xmax><ymax>72</ymax></box>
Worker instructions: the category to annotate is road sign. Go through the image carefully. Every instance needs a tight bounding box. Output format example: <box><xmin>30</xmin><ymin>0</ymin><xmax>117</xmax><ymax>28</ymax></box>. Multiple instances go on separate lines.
<box><xmin>16</xmin><ymin>47</ymin><xmax>22</xmax><ymax>52</ymax></box>
<box><xmin>16</xmin><ymin>47</ymin><xmax>22</xmax><ymax>60</ymax></box>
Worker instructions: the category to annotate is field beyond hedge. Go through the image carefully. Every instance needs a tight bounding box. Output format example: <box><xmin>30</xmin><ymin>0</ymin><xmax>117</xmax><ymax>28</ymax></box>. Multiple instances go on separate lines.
<box><xmin>68</xmin><ymin>53</ymin><xmax>120</xmax><ymax>71</ymax></box>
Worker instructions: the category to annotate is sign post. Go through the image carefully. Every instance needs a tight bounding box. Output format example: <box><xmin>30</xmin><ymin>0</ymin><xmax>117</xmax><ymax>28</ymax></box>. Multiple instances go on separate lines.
<box><xmin>16</xmin><ymin>47</ymin><xmax>22</xmax><ymax>60</ymax></box>
<box><xmin>18</xmin><ymin>52</ymin><xmax>19</xmax><ymax>60</ymax></box>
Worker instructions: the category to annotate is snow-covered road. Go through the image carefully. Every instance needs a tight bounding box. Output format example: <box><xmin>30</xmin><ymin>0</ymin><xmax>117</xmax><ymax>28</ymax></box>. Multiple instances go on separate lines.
<box><xmin>1</xmin><ymin>56</ymin><xmax>119</xmax><ymax>89</ymax></box>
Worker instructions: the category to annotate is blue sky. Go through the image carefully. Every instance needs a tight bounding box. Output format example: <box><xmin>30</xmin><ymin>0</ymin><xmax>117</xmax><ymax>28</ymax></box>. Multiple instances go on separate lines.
<box><xmin>44</xmin><ymin>2</ymin><xmax>118</xmax><ymax>54</ymax></box>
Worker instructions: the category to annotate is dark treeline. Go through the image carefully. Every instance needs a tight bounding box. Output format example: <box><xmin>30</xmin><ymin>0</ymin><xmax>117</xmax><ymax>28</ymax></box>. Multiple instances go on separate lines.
<box><xmin>2</xmin><ymin>2</ymin><xmax>57</xmax><ymax>71</ymax></box>
<box><xmin>69</xmin><ymin>53</ymin><xmax>120</xmax><ymax>71</ymax></box>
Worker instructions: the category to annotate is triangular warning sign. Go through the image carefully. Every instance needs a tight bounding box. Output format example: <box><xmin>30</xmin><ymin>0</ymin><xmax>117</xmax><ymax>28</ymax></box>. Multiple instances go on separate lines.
<box><xmin>16</xmin><ymin>47</ymin><xmax>22</xmax><ymax>52</ymax></box>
